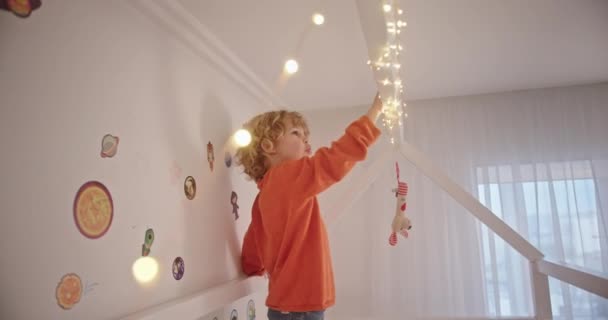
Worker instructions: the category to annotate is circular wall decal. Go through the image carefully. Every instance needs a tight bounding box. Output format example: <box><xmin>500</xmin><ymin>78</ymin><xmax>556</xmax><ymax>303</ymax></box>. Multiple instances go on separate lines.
<box><xmin>184</xmin><ymin>176</ymin><xmax>196</xmax><ymax>200</ymax></box>
<box><xmin>172</xmin><ymin>257</ymin><xmax>185</xmax><ymax>280</ymax></box>
<box><xmin>142</xmin><ymin>228</ymin><xmax>154</xmax><ymax>256</ymax></box>
<box><xmin>73</xmin><ymin>181</ymin><xmax>113</xmax><ymax>239</ymax></box>
<box><xmin>224</xmin><ymin>151</ymin><xmax>232</xmax><ymax>168</ymax></box>
<box><xmin>3</xmin><ymin>0</ymin><xmax>41</xmax><ymax>18</ymax></box>
<box><xmin>55</xmin><ymin>273</ymin><xmax>82</xmax><ymax>310</ymax></box>
<box><xmin>207</xmin><ymin>141</ymin><xmax>215</xmax><ymax>172</ymax></box>
<box><xmin>247</xmin><ymin>299</ymin><xmax>256</xmax><ymax>320</ymax></box>
<box><xmin>100</xmin><ymin>134</ymin><xmax>119</xmax><ymax>158</ymax></box>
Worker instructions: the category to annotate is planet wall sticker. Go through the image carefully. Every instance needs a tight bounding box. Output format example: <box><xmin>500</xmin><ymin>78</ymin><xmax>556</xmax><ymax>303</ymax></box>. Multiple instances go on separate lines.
<box><xmin>142</xmin><ymin>228</ymin><xmax>154</xmax><ymax>256</ymax></box>
<box><xmin>0</xmin><ymin>0</ymin><xmax>41</xmax><ymax>18</ymax></box>
<box><xmin>100</xmin><ymin>134</ymin><xmax>119</xmax><ymax>158</ymax></box>
<box><xmin>55</xmin><ymin>273</ymin><xmax>82</xmax><ymax>310</ymax></box>
<box><xmin>55</xmin><ymin>273</ymin><xmax>98</xmax><ymax>310</ymax></box>
<box><xmin>230</xmin><ymin>191</ymin><xmax>239</xmax><ymax>220</ymax></box>
<box><xmin>184</xmin><ymin>176</ymin><xmax>196</xmax><ymax>200</ymax></box>
<box><xmin>247</xmin><ymin>299</ymin><xmax>256</xmax><ymax>320</ymax></box>
<box><xmin>224</xmin><ymin>151</ymin><xmax>232</xmax><ymax>168</ymax></box>
<box><xmin>73</xmin><ymin>181</ymin><xmax>113</xmax><ymax>239</ymax></box>
<box><xmin>172</xmin><ymin>257</ymin><xmax>185</xmax><ymax>280</ymax></box>
<box><xmin>207</xmin><ymin>141</ymin><xmax>215</xmax><ymax>172</ymax></box>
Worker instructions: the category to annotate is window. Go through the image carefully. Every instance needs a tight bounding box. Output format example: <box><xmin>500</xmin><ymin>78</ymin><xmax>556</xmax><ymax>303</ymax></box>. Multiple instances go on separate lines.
<box><xmin>476</xmin><ymin>161</ymin><xmax>607</xmax><ymax>319</ymax></box>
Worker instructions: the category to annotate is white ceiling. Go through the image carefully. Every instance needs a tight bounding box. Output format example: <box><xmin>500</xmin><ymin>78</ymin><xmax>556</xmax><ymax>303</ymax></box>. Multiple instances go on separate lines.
<box><xmin>178</xmin><ymin>0</ymin><xmax>608</xmax><ymax>110</ymax></box>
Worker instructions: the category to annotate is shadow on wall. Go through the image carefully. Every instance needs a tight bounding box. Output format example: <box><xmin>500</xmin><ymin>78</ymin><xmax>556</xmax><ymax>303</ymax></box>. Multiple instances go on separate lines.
<box><xmin>154</xmin><ymin>38</ymin><xmax>239</xmax><ymax>295</ymax></box>
<box><xmin>194</xmin><ymin>91</ymin><xmax>242</xmax><ymax>288</ymax></box>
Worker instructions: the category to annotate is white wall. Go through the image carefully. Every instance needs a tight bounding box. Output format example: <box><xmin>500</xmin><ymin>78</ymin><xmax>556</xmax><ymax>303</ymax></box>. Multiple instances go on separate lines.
<box><xmin>0</xmin><ymin>1</ymin><xmax>264</xmax><ymax>319</ymax></box>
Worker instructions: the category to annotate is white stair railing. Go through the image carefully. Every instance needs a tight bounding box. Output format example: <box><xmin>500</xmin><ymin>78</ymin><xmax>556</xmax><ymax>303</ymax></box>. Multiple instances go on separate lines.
<box><xmin>536</xmin><ymin>259</ymin><xmax>608</xmax><ymax>299</ymax></box>
<box><xmin>398</xmin><ymin>141</ymin><xmax>608</xmax><ymax>319</ymax></box>
<box><xmin>398</xmin><ymin>142</ymin><xmax>544</xmax><ymax>261</ymax></box>
<box><xmin>398</xmin><ymin>142</ymin><xmax>551</xmax><ymax>319</ymax></box>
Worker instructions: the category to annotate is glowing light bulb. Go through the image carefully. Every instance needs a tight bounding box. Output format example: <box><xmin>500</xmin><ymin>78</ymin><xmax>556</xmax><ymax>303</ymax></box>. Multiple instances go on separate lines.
<box><xmin>398</xmin><ymin>9</ymin><xmax>403</xmax><ymax>15</ymax></box>
<box><xmin>312</xmin><ymin>13</ymin><xmax>325</xmax><ymax>25</ymax></box>
<box><xmin>284</xmin><ymin>59</ymin><xmax>299</xmax><ymax>74</ymax></box>
<box><xmin>383</xmin><ymin>4</ymin><xmax>392</xmax><ymax>12</ymax></box>
<box><xmin>132</xmin><ymin>257</ymin><xmax>159</xmax><ymax>284</ymax></box>
<box><xmin>234</xmin><ymin>129</ymin><xmax>252</xmax><ymax>147</ymax></box>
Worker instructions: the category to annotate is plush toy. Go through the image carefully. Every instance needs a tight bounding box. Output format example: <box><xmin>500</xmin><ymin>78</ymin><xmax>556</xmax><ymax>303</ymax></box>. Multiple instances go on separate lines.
<box><xmin>389</xmin><ymin>162</ymin><xmax>412</xmax><ymax>246</ymax></box>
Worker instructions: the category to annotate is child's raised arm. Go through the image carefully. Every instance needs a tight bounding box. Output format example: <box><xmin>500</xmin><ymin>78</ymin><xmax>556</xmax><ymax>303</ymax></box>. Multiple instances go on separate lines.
<box><xmin>268</xmin><ymin>93</ymin><xmax>383</xmax><ymax>199</ymax></box>
<box><xmin>366</xmin><ymin>92</ymin><xmax>383</xmax><ymax>123</ymax></box>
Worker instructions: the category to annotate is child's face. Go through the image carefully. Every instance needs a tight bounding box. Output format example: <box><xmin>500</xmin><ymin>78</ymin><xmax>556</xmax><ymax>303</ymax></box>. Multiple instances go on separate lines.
<box><xmin>273</xmin><ymin>119</ymin><xmax>311</xmax><ymax>162</ymax></box>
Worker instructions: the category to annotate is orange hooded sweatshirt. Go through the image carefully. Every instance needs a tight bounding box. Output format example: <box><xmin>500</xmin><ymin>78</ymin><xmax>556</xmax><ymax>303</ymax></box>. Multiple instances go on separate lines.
<box><xmin>241</xmin><ymin>116</ymin><xmax>381</xmax><ymax>312</ymax></box>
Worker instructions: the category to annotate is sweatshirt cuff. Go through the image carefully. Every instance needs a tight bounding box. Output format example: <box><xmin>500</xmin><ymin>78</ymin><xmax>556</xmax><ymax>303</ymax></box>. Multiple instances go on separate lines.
<box><xmin>357</xmin><ymin>115</ymin><xmax>382</xmax><ymax>140</ymax></box>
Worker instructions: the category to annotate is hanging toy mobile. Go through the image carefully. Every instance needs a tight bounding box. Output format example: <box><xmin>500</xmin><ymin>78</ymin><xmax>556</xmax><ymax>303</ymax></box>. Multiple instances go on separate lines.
<box><xmin>389</xmin><ymin>162</ymin><xmax>412</xmax><ymax>246</ymax></box>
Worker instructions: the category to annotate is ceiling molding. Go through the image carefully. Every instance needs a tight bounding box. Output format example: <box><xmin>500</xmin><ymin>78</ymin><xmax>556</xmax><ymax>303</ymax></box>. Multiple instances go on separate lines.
<box><xmin>129</xmin><ymin>0</ymin><xmax>285</xmax><ymax>108</ymax></box>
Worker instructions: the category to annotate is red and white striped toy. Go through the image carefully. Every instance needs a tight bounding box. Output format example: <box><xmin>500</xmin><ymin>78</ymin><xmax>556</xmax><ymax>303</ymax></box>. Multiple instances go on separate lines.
<box><xmin>389</xmin><ymin>162</ymin><xmax>412</xmax><ymax>246</ymax></box>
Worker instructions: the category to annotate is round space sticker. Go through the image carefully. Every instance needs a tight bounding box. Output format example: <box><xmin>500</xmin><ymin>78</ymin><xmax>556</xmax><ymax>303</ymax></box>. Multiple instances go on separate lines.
<box><xmin>172</xmin><ymin>257</ymin><xmax>185</xmax><ymax>280</ymax></box>
<box><xmin>184</xmin><ymin>176</ymin><xmax>196</xmax><ymax>200</ymax></box>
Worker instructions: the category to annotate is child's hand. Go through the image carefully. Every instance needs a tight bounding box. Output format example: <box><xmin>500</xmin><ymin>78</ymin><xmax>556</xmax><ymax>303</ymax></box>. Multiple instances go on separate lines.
<box><xmin>366</xmin><ymin>92</ymin><xmax>383</xmax><ymax>124</ymax></box>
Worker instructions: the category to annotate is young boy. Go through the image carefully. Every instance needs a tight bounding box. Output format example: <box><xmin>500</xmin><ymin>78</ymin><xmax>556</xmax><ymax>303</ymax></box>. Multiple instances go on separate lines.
<box><xmin>236</xmin><ymin>93</ymin><xmax>383</xmax><ymax>320</ymax></box>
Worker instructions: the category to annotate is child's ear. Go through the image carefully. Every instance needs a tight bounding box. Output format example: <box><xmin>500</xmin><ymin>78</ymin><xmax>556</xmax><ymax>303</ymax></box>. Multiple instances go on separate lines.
<box><xmin>260</xmin><ymin>139</ymin><xmax>276</xmax><ymax>154</ymax></box>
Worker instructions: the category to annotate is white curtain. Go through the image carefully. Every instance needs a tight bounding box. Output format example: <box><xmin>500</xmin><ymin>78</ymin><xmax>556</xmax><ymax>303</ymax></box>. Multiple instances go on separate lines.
<box><xmin>325</xmin><ymin>83</ymin><xmax>608</xmax><ymax>319</ymax></box>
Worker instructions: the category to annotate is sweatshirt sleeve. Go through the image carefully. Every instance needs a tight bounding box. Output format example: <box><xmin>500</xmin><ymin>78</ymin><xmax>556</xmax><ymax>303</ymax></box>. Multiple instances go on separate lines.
<box><xmin>241</xmin><ymin>197</ymin><xmax>265</xmax><ymax>276</ymax></box>
<box><xmin>269</xmin><ymin>115</ymin><xmax>381</xmax><ymax>199</ymax></box>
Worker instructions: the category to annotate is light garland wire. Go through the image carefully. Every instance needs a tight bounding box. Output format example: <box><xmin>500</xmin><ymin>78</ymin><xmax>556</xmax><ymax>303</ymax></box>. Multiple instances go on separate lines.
<box><xmin>368</xmin><ymin>0</ymin><xmax>407</xmax><ymax>144</ymax></box>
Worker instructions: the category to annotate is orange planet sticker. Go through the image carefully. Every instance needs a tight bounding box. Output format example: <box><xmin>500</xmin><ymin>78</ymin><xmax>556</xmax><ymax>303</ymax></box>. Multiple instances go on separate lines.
<box><xmin>73</xmin><ymin>181</ymin><xmax>113</xmax><ymax>239</ymax></box>
<box><xmin>55</xmin><ymin>273</ymin><xmax>82</xmax><ymax>310</ymax></box>
<box><xmin>1</xmin><ymin>0</ymin><xmax>41</xmax><ymax>18</ymax></box>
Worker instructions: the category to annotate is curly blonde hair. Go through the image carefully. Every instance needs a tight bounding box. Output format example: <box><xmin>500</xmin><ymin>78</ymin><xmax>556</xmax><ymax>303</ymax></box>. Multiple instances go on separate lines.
<box><xmin>235</xmin><ymin>110</ymin><xmax>309</xmax><ymax>182</ymax></box>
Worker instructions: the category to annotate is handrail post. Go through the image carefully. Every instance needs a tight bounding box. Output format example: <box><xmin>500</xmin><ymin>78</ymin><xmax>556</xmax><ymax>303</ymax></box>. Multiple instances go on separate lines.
<box><xmin>530</xmin><ymin>261</ymin><xmax>552</xmax><ymax>320</ymax></box>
